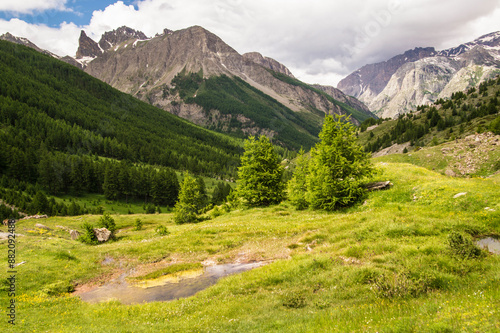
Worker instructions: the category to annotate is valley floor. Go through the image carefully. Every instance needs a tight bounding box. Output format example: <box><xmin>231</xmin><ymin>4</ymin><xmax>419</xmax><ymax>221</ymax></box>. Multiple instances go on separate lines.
<box><xmin>1</xmin><ymin>162</ymin><xmax>499</xmax><ymax>332</ymax></box>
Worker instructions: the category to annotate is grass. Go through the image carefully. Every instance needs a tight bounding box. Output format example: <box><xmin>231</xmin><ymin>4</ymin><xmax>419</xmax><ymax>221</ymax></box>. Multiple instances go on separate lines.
<box><xmin>0</xmin><ymin>162</ymin><xmax>499</xmax><ymax>332</ymax></box>
<box><xmin>131</xmin><ymin>263</ymin><xmax>203</xmax><ymax>281</ymax></box>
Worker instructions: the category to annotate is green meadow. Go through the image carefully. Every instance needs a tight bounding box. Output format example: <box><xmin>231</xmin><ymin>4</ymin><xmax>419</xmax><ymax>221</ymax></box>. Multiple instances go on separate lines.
<box><xmin>1</xmin><ymin>161</ymin><xmax>499</xmax><ymax>332</ymax></box>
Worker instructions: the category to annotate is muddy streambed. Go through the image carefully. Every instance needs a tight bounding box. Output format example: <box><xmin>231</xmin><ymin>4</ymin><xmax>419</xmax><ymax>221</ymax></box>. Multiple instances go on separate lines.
<box><xmin>78</xmin><ymin>262</ymin><xmax>263</xmax><ymax>305</ymax></box>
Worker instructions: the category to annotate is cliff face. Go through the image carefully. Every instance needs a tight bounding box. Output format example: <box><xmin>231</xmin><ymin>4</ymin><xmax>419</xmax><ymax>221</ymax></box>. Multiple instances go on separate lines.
<box><xmin>338</xmin><ymin>32</ymin><xmax>500</xmax><ymax>118</ymax></box>
<box><xmin>75</xmin><ymin>31</ymin><xmax>102</xmax><ymax>59</ymax></box>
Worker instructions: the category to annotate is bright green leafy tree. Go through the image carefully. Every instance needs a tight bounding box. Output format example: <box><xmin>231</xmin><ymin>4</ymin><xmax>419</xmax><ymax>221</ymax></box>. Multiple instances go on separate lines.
<box><xmin>237</xmin><ymin>135</ymin><xmax>285</xmax><ymax>206</ymax></box>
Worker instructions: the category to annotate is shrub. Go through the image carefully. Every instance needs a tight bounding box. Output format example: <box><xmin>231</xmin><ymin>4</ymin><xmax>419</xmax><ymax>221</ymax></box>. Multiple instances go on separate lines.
<box><xmin>134</xmin><ymin>218</ymin><xmax>143</xmax><ymax>231</ymax></box>
<box><xmin>144</xmin><ymin>203</ymin><xmax>156</xmax><ymax>214</ymax></box>
<box><xmin>78</xmin><ymin>222</ymin><xmax>98</xmax><ymax>245</ymax></box>
<box><xmin>282</xmin><ymin>291</ymin><xmax>307</xmax><ymax>308</ymax></box>
<box><xmin>447</xmin><ymin>231</ymin><xmax>483</xmax><ymax>259</ymax></box>
<box><xmin>156</xmin><ymin>225</ymin><xmax>170</xmax><ymax>236</ymax></box>
<box><xmin>97</xmin><ymin>212</ymin><xmax>116</xmax><ymax>233</ymax></box>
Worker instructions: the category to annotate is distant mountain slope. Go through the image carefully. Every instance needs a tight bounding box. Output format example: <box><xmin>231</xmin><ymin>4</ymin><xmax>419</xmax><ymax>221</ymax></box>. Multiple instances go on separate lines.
<box><xmin>357</xmin><ymin>74</ymin><xmax>500</xmax><ymax>164</ymax></box>
<box><xmin>338</xmin><ymin>32</ymin><xmax>500</xmax><ymax>119</ymax></box>
<box><xmin>74</xmin><ymin>25</ymin><xmax>374</xmax><ymax>148</ymax></box>
<box><xmin>0</xmin><ymin>40</ymin><xmax>242</xmax><ymax>179</ymax></box>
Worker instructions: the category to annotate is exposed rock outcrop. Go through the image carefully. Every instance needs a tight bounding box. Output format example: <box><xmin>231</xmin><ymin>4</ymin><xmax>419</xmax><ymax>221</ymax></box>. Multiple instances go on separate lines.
<box><xmin>76</xmin><ymin>31</ymin><xmax>102</xmax><ymax>59</ymax></box>
<box><xmin>242</xmin><ymin>52</ymin><xmax>295</xmax><ymax>78</ymax></box>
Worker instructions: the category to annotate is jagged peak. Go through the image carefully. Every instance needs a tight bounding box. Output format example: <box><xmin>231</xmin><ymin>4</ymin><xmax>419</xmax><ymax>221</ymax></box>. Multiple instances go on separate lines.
<box><xmin>76</xmin><ymin>30</ymin><xmax>102</xmax><ymax>60</ymax></box>
<box><xmin>98</xmin><ymin>26</ymin><xmax>149</xmax><ymax>51</ymax></box>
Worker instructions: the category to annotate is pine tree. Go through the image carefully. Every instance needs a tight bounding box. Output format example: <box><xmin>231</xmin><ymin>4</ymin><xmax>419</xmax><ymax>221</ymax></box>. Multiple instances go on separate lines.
<box><xmin>236</xmin><ymin>135</ymin><xmax>284</xmax><ymax>207</ymax></box>
<box><xmin>102</xmin><ymin>163</ymin><xmax>120</xmax><ymax>200</ymax></box>
<box><xmin>306</xmin><ymin>115</ymin><xmax>373</xmax><ymax>211</ymax></box>
<box><xmin>31</xmin><ymin>191</ymin><xmax>49</xmax><ymax>215</ymax></box>
<box><xmin>287</xmin><ymin>149</ymin><xmax>309</xmax><ymax>210</ymax></box>
<box><xmin>174</xmin><ymin>173</ymin><xmax>203</xmax><ymax>224</ymax></box>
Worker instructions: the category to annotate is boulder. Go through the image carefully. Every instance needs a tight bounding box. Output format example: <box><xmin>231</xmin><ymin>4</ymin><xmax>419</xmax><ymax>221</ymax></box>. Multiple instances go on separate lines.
<box><xmin>445</xmin><ymin>169</ymin><xmax>456</xmax><ymax>177</ymax></box>
<box><xmin>364</xmin><ymin>181</ymin><xmax>393</xmax><ymax>191</ymax></box>
<box><xmin>2</xmin><ymin>219</ymin><xmax>14</xmax><ymax>226</ymax></box>
<box><xmin>69</xmin><ymin>230</ymin><xmax>81</xmax><ymax>240</ymax></box>
<box><xmin>94</xmin><ymin>228</ymin><xmax>111</xmax><ymax>242</ymax></box>
<box><xmin>35</xmin><ymin>223</ymin><xmax>51</xmax><ymax>230</ymax></box>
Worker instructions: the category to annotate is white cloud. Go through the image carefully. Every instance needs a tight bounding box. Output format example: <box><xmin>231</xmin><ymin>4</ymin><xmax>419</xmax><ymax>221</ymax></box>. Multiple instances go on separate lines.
<box><xmin>0</xmin><ymin>0</ymin><xmax>68</xmax><ymax>14</ymax></box>
<box><xmin>1</xmin><ymin>0</ymin><xmax>499</xmax><ymax>86</ymax></box>
<box><xmin>0</xmin><ymin>18</ymin><xmax>80</xmax><ymax>56</ymax></box>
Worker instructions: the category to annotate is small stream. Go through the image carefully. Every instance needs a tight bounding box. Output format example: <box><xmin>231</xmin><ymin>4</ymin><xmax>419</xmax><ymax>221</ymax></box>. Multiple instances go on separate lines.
<box><xmin>79</xmin><ymin>262</ymin><xmax>263</xmax><ymax>305</ymax></box>
<box><xmin>477</xmin><ymin>237</ymin><xmax>500</xmax><ymax>254</ymax></box>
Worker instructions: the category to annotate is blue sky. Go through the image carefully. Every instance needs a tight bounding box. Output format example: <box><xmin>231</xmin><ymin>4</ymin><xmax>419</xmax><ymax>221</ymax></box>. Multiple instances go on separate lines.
<box><xmin>0</xmin><ymin>1</ymin><xmax>127</xmax><ymax>27</ymax></box>
<box><xmin>0</xmin><ymin>0</ymin><xmax>499</xmax><ymax>85</ymax></box>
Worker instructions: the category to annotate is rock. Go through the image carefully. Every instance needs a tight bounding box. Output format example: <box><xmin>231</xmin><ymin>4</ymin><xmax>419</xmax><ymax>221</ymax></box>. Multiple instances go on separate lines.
<box><xmin>364</xmin><ymin>181</ymin><xmax>393</xmax><ymax>191</ymax></box>
<box><xmin>14</xmin><ymin>261</ymin><xmax>26</xmax><ymax>267</ymax></box>
<box><xmin>453</xmin><ymin>192</ymin><xmax>467</xmax><ymax>199</ymax></box>
<box><xmin>69</xmin><ymin>230</ymin><xmax>81</xmax><ymax>240</ymax></box>
<box><xmin>2</xmin><ymin>219</ymin><xmax>14</xmax><ymax>226</ymax></box>
<box><xmin>22</xmin><ymin>214</ymin><xmax>48</xmax><ymax>220</ymax></box>
<box><xmin>94</xmin><ymin>228</ymin><xmax>112</xmax><ymax>242</ymax></box>
<box><xmin>35</xmin><ymin>223</ymin><xmax>51</xmax><ymax>230</ymax></box>
<box><xmin>445</xmin><ymin>169</ymin><xmax>457</xmax><ymax>177</ymax></box>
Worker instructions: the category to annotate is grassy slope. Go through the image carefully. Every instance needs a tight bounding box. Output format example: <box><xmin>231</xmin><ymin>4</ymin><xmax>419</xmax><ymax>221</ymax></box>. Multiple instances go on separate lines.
<box><xmin>374</xmin><ymin>133</ymin><xmax>500</xmax><ymax>177</ymax></box>
<box><xmin>1</xmin><ymin>162</ymin><xmax>499</xmax><ymax>332</ymax></box>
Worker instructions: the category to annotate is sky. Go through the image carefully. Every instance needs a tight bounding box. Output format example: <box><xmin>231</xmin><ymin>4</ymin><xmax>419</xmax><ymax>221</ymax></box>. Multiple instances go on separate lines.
<box><xmin>0</xmin><ymin>0</ymin><xmax>499</xmax><ymax>86</ymax></box>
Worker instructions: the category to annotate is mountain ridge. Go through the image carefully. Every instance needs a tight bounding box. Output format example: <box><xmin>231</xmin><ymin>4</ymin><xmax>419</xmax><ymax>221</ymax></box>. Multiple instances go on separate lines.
<box><xmin>76</xmin><ymin>25</ymin><xmax>375</xmax><ymax>147</ymax></box>
<box><xmin>338</xmin><ymin>31</ymin><xmax>500</xmax><ymax>119</ymax></box>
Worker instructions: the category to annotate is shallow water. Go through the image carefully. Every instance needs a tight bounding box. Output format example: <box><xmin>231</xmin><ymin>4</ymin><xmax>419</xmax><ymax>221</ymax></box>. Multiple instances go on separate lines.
<box><xmin>477</xmin><ymin>237</ymin><xmax>500</xmax><ymax>254</ymax></box>
<box><xmin>79</xmin><ymin>262</ymin><xmax>263</xmax><ymax>304</ymax></box>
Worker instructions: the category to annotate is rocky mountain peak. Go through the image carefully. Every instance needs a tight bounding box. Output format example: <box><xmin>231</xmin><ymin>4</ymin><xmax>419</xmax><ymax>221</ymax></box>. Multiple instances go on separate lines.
<box><xmin>98</xmin><ymin>26</ymin><xmax>149</xmax><ymax>51</ymax></box>
<box><xmin>338</xmin><ymin>30</ymin><xmax>500</xmax><ymax>119</ymax></box>
<box><xmin>242</xmin><ymin>52</ymin><xmax>295</xmax><ymax>78</ymax></box>
<box><xmin>75</xmin><ymin>30</ymin><xmax>102</xmax><ymax>59</ymax></box>
<box><xmin>439</xmin><ymin>31</ymin><xmax>500</xmax><ymax>58</ymax></box>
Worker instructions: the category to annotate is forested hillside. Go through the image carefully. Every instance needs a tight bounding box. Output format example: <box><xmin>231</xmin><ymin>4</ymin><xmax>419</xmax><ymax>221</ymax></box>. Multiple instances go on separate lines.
<box><xmin>169</xmin><ymin>71</ymin><xmax>322</xmax><ymax>149</ymax></box>
<box><xmin>0</xmin><ymin>40</ymin><xmax>243</xmax><ymax>217</ymax></box>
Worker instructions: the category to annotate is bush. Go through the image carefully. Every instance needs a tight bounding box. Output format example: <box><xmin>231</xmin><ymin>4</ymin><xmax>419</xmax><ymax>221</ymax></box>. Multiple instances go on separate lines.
<box><xmin>156</xmin><ymin>225</ymin><xmax>170</xmax><ymax>236</ymax></box>
<box><xmin>97</xmin><ymin>212</ymin><xmax>116</xmax><ymax>233</ymax></box>
<box><xmin>489</xmin><ymin>115</ymin><xmax>500</xmax><ymax>134</ymax></box>
<box><xmin>448</xmin><ymin>231</ymin><xmax>483</xmax><ymax>259</ymax></box>
<box><xmin>144</xmin><ymin>203</ymin><xmax>156</xmax><ymax>214</ymax></box>
<box><xmin>78</xmin><ymin>222</ymin><xmax>98</xmax><ymax>245</ymax></box>
<box><xmin>282</xmin><ymin>291</ymin><xmax>307</xmax><ymax>308</ymax></box>
<box><xmin>133</xmin><ymin>218</ymin><xmax>143</xmax><ymax>231</ymax></box>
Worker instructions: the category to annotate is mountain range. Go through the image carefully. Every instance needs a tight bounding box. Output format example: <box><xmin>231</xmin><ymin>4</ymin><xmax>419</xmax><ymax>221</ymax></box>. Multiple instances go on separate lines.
<box><xmin>338</xmin><ymin>31</ymin><xmax>500</xmax><ymax>119</ymax></box>
<box><xmin>1</xmin><ymin>26</ymin><xmax>374</xmax><ymax>149</ymax></box>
